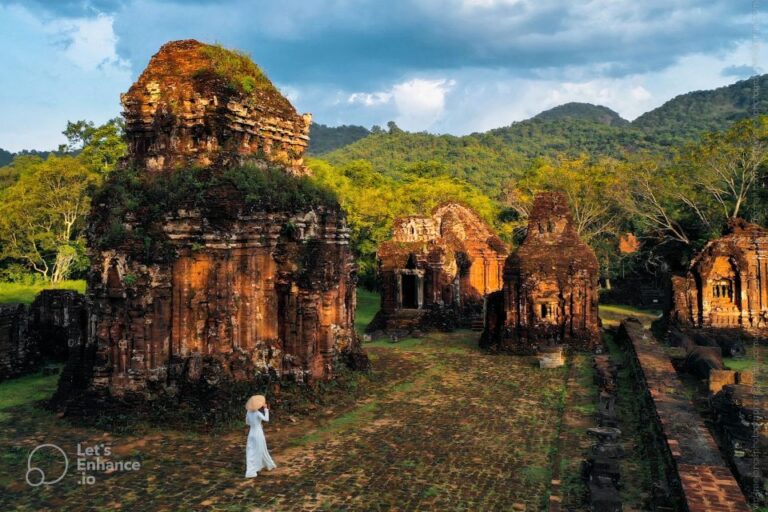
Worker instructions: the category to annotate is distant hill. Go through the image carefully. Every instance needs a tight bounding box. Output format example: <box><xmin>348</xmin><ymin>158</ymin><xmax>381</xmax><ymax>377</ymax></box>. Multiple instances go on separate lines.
<box><xmin>308</xmin><ymin>123</ymin><xmax>371</xmax><ymax>155</ymax></box>
<box><xmin>534</xmin><ymin>102</ymin><xmax>629</xmax><ymax>126</ymax></box>
<box><xmin>323</xmin><ymin>74</ymin><xmax>768</xmax><ymax>192</ymax></box>
<box><xmin>0</xmin><ymin>148</ymin><xmax>12</xmax><ymax>167</ymax></box>
<box><xmin>633</xmin><ymin>74</ymin><xmax>768</xmax><ymax>145</ymax></box>
<box><xmin>0</xmin><ymin>148</ymin><xmax>58</xmax><ymax>167</ymax></box>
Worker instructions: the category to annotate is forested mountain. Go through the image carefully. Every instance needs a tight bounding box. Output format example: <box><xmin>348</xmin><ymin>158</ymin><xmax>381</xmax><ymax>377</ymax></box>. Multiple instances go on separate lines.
<box><xmin>633</xmin><ymin>74</ymin><xmax>768</xmax><ymax>145</ymax></box>
<box><xmin>322</xmin><ymin>75</ymin><xmax>768</xmax><ymax>176</ymax></box>
<box><xmin>0</xmin><ymin>149</ymin><xmax>61</xmax><ymax>167</ymax></box>
<box><xmin>534</xmin><ymin>102</ymin><xmax>629</xmax><ymax>126</ymax></box>
<box><xmin>0</xmin><ymin>148</ymin><xmax>12</xmax><ymax>167</ymax></box>
<box><xmin>308</xmin><ymin>123</ymin><xmax>371</xmax><ymax>155</ymax></box>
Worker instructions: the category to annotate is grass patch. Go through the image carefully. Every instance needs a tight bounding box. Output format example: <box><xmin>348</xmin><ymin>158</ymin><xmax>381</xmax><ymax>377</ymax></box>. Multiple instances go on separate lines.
<box><xmin>599</xmin><ymin>303</ymin><xmax>661</xmax><ymax>329</ymax></box>
<box><xmin>365</xmin><ymin>337</ymin><xmax>424</xmax><ymax>350</ymax></box>
<box><xmin>0</xmin><ymin>368</ymin><xmax>60</xmax><ymax>413</ymax></box>
<box><xmin>290</xmin><ymin>401</ymin><xmax>378</xmax><ymax>446</ymax></box>
<box><xmin>199</xmin><ymin>43</ymin><xmax>277</xmax><ymax>94</ymax></box>
<box><xmin>521</xmin><ymin>465</ymin><xmax>550</xmax><ymax>485</ymax></box>
<box><xmin>573</xmin><ymin>403</ymin><xmax>597</xmax><ymax>415</ymax></box>
<box><xmin>355</xmin><ymin>288</ymin><xmax>379</xmax><ymax>334</ymax></box>
<box><xmin>724</xmin><ymin>358</ymin><xmax>758</xmax><ymax>371</ymax></box>
<box><xmin>0</xmin><ymin>280</ymin><xmax>85</xmax><ymax>304</ymax></box>
<box><xmin>724</xmin><ymin>345</ymin><xmax>765</xmax><ymax>372</ymax></box>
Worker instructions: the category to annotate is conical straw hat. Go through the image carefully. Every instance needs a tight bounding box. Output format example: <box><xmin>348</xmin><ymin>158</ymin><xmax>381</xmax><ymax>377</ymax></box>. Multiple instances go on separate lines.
<box><xmin>246</xmin><ymin>395</ymin><xmax>266</xmax><ymax>411</ymax></box>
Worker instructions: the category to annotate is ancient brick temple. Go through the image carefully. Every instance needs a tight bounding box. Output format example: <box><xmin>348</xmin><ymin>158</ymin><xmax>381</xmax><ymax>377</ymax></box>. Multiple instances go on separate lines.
<box><xmin>671</xmin><ymin>218</ymin><xmax>768</xmax><ymax>332</ymax></box>
<box><xmin>122</xmin><ymin>39</ymin><xmax>311</xmax><ymax>174</ymax></box>
<box><xmin>369</xmin><ymin>203</ymin><xmax>508</xmax><ymax>334</ymax></box>
<box><xmin>482</xmin><ymin>192</ymin><xmax>600</xmax><ymax>352</ymax></box>
<box><xmin>59</xmin><ymin>40</ymin><xmax>366</xmax><ymax>404</ymax></box>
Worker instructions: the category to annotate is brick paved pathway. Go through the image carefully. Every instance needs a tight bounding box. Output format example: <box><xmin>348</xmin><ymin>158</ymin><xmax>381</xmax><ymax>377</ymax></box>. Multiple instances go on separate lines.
<box><xmin>2</xmin><ymin>332</ymin><xmax>584</xmax><ymax>511</ymax></box>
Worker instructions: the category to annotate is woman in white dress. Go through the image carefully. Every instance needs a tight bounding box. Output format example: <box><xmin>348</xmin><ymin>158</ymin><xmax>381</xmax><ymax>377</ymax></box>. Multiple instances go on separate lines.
<box><xmin>245</xmin><ymin>394</ymin><xmax>277</xmax><ymax>478</ymax></box>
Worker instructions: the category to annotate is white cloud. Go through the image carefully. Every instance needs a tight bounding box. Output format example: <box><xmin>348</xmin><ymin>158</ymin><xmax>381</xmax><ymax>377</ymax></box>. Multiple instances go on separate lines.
<box><xmin>48</xmin><ymin>14</ymin><xmax>129</xmax><ymax>71</ymax></box>
<box><xmin>392</xmin><ymin>78</ymin><xmax>455</xmax><ymax>128</ymax></box>
<box><xmin>0</xmin><ymin>5</ymin><xmax>132</xmax><ymax>151</ymax></box>
<box><xmin>346</xmin><ymin>78</ymin><xmax>455</xmax><ymax>130</ymax></box>
<box><xmin>348</xmin><ymin>91</ymin><xmax>393</xmax><ymax>106</ymax></box>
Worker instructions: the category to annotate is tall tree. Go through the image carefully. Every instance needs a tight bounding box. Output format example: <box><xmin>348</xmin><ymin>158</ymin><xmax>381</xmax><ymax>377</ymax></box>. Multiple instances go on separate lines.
<box><xmin>0</xmin><ymin>156</ymin><xmax>100</xmax><ymax>282</ymax></box>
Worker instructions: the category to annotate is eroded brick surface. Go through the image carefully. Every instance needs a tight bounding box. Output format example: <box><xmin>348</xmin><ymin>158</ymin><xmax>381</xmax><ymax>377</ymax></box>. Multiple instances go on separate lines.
<box><xmin>1</xmin><ymin>333</ymin><xmax>584</xmax><ymax>511</ymax></box>
<box><xmin>618</xmin><ymin>319</ymin><xmax>751</xmax><ymax>512</ymax></box>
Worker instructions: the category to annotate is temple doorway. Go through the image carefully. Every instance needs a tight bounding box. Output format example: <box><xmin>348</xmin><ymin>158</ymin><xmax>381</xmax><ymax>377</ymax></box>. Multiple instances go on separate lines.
<box><xmin>402</xmin><ymin>274</ymin><xmax>419</xmax><ymax>309</ymax></box>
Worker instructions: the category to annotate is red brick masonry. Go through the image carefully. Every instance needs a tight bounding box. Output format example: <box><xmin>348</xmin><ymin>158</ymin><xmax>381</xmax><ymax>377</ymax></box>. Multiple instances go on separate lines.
<box><xmin>618</xmin><ymin>319</ymin><xmax>750</xmax><ymax>511</ymax></box>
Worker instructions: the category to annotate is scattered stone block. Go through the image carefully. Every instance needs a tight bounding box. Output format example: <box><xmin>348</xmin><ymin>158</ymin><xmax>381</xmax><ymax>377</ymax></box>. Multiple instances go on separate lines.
<box><xmin>709</xmin><ymin>369</ymin><xmax>737</xmax><ymax>394</ymax></box>
<box><xmin>537</xmin><ymin>345</ymin><xmax>564</xmax><ymax>368</ymax></box>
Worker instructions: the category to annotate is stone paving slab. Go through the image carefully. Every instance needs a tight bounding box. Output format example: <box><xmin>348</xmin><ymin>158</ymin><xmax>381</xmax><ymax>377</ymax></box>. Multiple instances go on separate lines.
<box><xmin>1</xmin><ymin>332</ymin><xmax>581</xmax><ymax>511</ymax></box>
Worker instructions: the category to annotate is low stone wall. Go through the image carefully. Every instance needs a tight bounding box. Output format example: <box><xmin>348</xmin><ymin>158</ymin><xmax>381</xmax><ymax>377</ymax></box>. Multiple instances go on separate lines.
<box><xmin>617</xmin><ymin>318</ymin><xmax>750</xmax><ymax>512</ymax></box>
<box><xmin>0</xmin><ymin>290</ymin><xmax>86</xmax><ymax>382</ymax></box>
<box><xmin>30</xmin><ymin>290</ymin><xmax>85</xmax><ymax>361</ymax></box>
<box><xmin>0</xmin><ymin>303</ymin><xmax>34</xmax><ymax>381</ymax></box>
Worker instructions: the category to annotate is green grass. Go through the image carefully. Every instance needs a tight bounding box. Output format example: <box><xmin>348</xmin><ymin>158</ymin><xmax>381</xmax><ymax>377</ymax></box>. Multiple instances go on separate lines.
<box><xmin>290</xmin><ymin>401</ymin><xmax>378</xmax><ymax>446</ymax></box>
<box><xmin>724</xmin><ymin>346</ymin><xmax>765</xmax><ymax>372</ymax></box>
<box><xmin>355</xmin><ymin>288</ymin><xmax>380</xmax><ymax>334</ymax></box>
<box><xmin>365</xmin><ymin>337</ymin><xmax>424</xmax><ymax>350</ymax></box>
<box><xmin>521</xmin><ymin>465</ymin><xmax>550</xmax><ymax>485</ymax></box>
<box><xmin>199</xmin><ymin>43</ymin><xmax>276</xmax><ymax>94</ymax></box>
<box><xmin>0</xmin><ymin>368</ymin><xmax>61</xmax><ymax>421</ymax></box>
<box><xmin>0</xmin><ymin>279</ymin><xmax>85</xmax><ymax>304</ymax></box>
<box><xmin>599</xmin><ymin>303</ymin><xmax>661</xmax><ymax>329</ymax></box>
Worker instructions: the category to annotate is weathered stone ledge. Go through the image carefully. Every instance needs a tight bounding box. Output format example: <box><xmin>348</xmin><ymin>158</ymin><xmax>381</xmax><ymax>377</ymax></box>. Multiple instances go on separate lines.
<box><xmin>617</xmin><ymin>318</ymin><xmax>750</xmax><ymax>512</ymax></box>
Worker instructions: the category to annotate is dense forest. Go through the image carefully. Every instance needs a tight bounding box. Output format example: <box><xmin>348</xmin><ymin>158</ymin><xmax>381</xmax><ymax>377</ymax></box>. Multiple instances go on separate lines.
<box><xmin>308</xmin><ymin>123</ymin><xmax>371</xmax><ymax>155</ymax></box>
<box><xmin>1</xmin><ymin>75</ymin><xmax>767</xmax><ymax>290</ymax></box>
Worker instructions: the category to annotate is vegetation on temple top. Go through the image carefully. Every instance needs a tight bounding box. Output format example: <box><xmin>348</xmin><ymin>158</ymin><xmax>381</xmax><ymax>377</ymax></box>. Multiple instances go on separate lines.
<box><xmin>198</xmin><ymin>43</ymin><xmax>279</xmax><ymax>95</ymax></box>
<box><xmin>90</xmin><ymin>162</ymin><xmax>339</xmax><ymax>262</ymax></box>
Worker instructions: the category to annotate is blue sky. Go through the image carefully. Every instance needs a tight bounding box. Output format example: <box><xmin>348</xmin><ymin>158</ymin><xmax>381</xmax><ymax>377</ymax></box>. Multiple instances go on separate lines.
<box><xmin>0</xmin><ymin>0</ymin><xmax>765</xmax><ymax>151</ymax></box>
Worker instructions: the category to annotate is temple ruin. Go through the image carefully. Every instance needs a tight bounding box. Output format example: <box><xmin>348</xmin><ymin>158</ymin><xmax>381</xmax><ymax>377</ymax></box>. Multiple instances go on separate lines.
<box><xmin>368</xmin><ymin>203</ymin><xmax>508</xmax><ymax>335</ymax></box>
<box><xmin>58</xmin><ymin>40</ymin><xmax>366</xmax><ymax>405</ymax></box>
<box><xmin>670</xmin><ymin>218</ymin><xmax>768</xmax><ymax>332</ymax></box>
<box><xmin>122</xmin><ymin>39</ymin><xmax>311</xmax><ymax>174</ymax></box>
<box><xmin>482</xmin><ymin>192</ymin><xmax>600</xmax><ymax>352</ymax></box>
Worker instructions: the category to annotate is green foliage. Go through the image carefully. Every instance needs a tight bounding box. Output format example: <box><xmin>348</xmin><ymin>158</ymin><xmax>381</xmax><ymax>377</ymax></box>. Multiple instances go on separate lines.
<box><xmin>0</xmin><ymin>280</ymin><xmax>85</xmax><ymax>305</ymax></box>
<box><xmin>199</xmin><ymin>43</ymin><xmax>277</xmax><ymax>94</ymax></box>
<box><xmin>73</xmin><ymin>119</ymin><xmax>127</xmax><ymax>174</ymax></box>
<box><xmin>323</xmin><ymin>130</ymin><xmax>529</xmax><ymax>198</ymax></box>
<box><xmin>0</xmin><ymin>154</ymin><xmax>43</xmax><ymax>190</ymax></box>
<box><xmin>309</xmin><ymin>158</ymin><xmax>499</xmax><ymax>285</ymax></box>
<box><xmin>92</xmin><ymin>163</ymin><xmax>338</xmax><ymax>262</ymax></box>
<box><xmin>355</xmin><ymin>288</ymin><xmax>380</xmax><ymax>333</ymax></box>
<box><xmin>633</xmin><ymin>74</ymin><xmax>768</xmax><ymax>145</ymax></box>
<box><xmin>220</xmin><ymin>164</ymin><xmax>338</xmax><ymax>212</ymax></box>
<box><xmin>91</xmin><ymin>166</ymin><xmax>210</xmax><ymax>258</ymax></box>
<box><xmin>534</xmin><ymin>102</ymin><xmax>629</xmax><ymax>126</ymax></box>
<box><xmin>309</xmin><ymin>123</ymin><xmax>371</xmax><ymax>155</ymax></box>
<box><xmin>0</xmin><ymin>155</ymin><xmax>100</xmax><ymax>282</ymax></box>
<box><xmin>0</xmin><ymin>148</ymin><xmax>12</xmax><ymax>167</ymax></box>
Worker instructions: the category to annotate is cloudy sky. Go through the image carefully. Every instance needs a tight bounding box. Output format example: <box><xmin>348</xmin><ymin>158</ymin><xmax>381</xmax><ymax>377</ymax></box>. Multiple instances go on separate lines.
<box><xmin>0</xmin><ymin>0</ymin><xmax>765</xmax><ymax>151</ymax></box>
